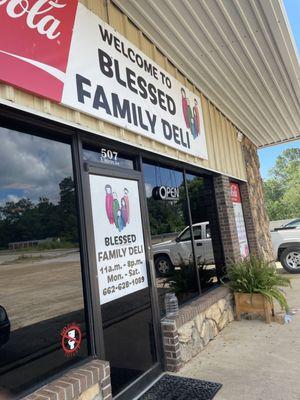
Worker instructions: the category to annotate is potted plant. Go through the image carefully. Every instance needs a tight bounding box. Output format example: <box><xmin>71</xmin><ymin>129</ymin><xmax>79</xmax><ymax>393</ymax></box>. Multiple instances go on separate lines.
<box><xmin>226</xmin><ymin>256</ymin><xmax>291</xmax><ymax>323</ymax></box>
<box><xmin>163</xmin><ymin>255</ymin><xmax>215</xmax><ymax>303</ymax></box>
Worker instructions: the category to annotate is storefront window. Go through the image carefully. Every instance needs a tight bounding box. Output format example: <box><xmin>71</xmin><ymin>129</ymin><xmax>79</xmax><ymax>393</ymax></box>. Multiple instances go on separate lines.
<box><xmin>186</xmin><ymin>173</ymin><xmax>225</xmax><ymax>292</ymax></box>
<box><xmin>143</xmin><ymin>161</ymin><xmax>199</xmax><ymax>315</ymax></box>
<box><xmin>0</xmin><ymin>128</ymin><xmax>88</xmax><ymax>396</ymax></box>
<box><xmin>83</xmin><ymin>145</ymin><xmax>134</xmax><ymax>169</ymax></box>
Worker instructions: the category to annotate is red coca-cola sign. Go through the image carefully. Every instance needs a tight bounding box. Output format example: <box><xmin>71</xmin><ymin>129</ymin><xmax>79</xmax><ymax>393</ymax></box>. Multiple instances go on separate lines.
<box><xmin>0</xmin><ymin>0</ymin><xmax>78</xmax><ymax>102</ymax></box>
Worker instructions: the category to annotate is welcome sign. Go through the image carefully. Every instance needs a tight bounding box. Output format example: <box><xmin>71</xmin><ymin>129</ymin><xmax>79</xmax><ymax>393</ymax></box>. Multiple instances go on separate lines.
<box><xmin>0</xmin><ymin>0</ymin><xmax>208</xmax><ymax>159</ymax></box>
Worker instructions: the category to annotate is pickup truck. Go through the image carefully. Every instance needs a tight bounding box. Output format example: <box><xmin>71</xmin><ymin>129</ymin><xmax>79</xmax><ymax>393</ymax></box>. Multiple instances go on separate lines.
<box><xmin>271</xmin><ymin>218</ymin><xmax>300</xmax><ymax>273</ymax></box>
<box><xmin>152</xmin><ymin>222</ymin><xmax>214</xmax><ymax>276</ymax></box>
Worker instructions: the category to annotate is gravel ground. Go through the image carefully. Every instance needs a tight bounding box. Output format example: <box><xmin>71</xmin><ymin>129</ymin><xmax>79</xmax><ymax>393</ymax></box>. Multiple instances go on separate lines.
<box><xmin>0</xmin><ymin>252</ymin><xmax>84</xmax><ymax>330</ymax></box>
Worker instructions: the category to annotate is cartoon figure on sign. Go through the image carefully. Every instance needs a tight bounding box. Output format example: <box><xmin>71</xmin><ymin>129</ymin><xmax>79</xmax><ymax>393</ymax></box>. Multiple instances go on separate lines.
<box><xmin>113</xmin><ymin>192</ymin><xmax>120</xmax><ymax>229</ymax></box>
<box><xmin>181</xmin><ymin>88</ymin><xmax>190</xmax><ymax>129</ymax></box>
<box><xmin>187</xmin><ymin>98</ymin><xmax>196</xmax><ymax>139</ymax></box>
<box><xmin>123</xmin><ymin>188</ymin><xmax>130</xmax><ymax>223</ymax></box>
<box><xmin>121</xmin><ymin>197</ymin><xmax>128</xmax><ymax>226</ymax></box>
<box><xmin>193</xmin><ymin>99</ymin><xmax>200</xmax><ymax>137</ymax></box>
<box><xmin>117</xmin><ymin>209</ymin><xmax>124</xmax><ymax>232</ymax></box>
<box><xmin>105</xmin><ymin>187</ymin><xmax>130</xmax><ymax>232</ymax></box>
<box><xmin>105</xmin><ymin>184</ymin><xmax>114</xmax><ymax>224</ymax></box>
<box><xmin>181</xmin><ymin>88</ymin><xmax>201</xmax><ymax>140</ymax></box>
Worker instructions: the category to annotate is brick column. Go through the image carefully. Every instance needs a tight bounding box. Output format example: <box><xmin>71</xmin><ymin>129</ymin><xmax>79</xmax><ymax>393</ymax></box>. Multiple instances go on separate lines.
<box><xmin>213</xmin><ymin>175</ymin><xmax>240</xmax><ymax>266</ymax></box>
<box><xmin>239</xmin><ymin>182</ymin><xmax>260</xmax><ymax>257</ymax></box>
<box><xmin>161</xmin><ymin>319</ymin><xmax>182</xmax><ymax>372</ymax></box>
<box><xmin>203</xmin><ymin>178</ymin><xmax>225</xmax><ymax>275</ymax></box>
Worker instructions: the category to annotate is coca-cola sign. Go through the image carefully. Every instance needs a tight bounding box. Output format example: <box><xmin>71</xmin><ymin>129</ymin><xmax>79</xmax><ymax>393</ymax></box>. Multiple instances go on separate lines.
<box><xmin>0</xmin><ymin>2</ymin><xmax>208</xmax><ymax>160</ymax></box>
<box><xmin>0</xmin><ymin>0</ymin><xmax>78</xmax><ymax>101</ymax></box>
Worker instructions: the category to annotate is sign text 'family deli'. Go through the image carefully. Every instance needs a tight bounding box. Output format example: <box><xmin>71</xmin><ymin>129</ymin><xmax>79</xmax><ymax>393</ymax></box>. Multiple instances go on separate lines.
<box><xmin>0</xmin><ymin>0</ymin><xmax>208</xmax><ymax>159</ymax></box>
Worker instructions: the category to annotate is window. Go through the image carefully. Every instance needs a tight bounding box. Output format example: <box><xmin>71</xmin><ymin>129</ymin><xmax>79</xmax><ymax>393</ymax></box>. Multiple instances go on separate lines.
<box><xmin>284</xmin><ymin>219</ymin><xmax>300</xmax><ymax>228</ymax></box>
<box><xmin>193</xmin><ymin>226</ymin><xmax>203</xmax><ymax>240</ymax></box>
<box><xmin>186</xmin><ymin>173</ymin><xmax>225</xmax><ymax>292</ymax></box>
<box><xmin>178</xmin><ymin>227</ymin><xmax>191</xmax><ymax>242</ymax></box>
<box><xmin>143</xmin><ymin>161</ymin><xmax>199</xmax><ymax>314</ymax></box>
<box><xmin>0</xmin><ymin>127</ymin><xmax>88</xmax><ymax>396</ymax></box>
<box><xmin>178</xmin><ymin>225</ymin><xmax>202</xmax><ymax>241</ymax></box>
<box><xmin>83</xmin><ymin>145</ymin><xmax>134</xmax><ymax>169</ymax></box>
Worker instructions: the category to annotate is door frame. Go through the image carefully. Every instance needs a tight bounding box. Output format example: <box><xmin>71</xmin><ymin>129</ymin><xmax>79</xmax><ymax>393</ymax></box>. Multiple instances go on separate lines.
<box><xmin>80</xmin><ymin>160</ymin><xmax>164</xmax><ymax>399</ymax></box>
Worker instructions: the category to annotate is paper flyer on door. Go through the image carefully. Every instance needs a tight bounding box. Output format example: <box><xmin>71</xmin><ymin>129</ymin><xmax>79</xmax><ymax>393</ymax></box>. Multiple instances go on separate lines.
<box><xmin>89</xmin><ymin>174</ymin><xmax>148</xmax><ymax>304</ymax></box>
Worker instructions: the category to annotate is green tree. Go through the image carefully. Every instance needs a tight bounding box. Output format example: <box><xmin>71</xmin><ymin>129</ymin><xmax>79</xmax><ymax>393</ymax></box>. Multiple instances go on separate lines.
<box><xmin>147</xmin><ymin>196</ymin><xmax>186</xmax><ymax>235</ymax></box>
<box><xmin>0</xmin><ymin>176</ymin><xmax>78</xmax><ymax>249</ymax></box>
<box><xmin>263</xmin><ymin>148</ymin><xmax>300</xmax><ymax>220</ymax></box>
<box><xmin>58</xmin><ymin>176</ymin><xmax>78</xmax><ymax>243</ymax></box>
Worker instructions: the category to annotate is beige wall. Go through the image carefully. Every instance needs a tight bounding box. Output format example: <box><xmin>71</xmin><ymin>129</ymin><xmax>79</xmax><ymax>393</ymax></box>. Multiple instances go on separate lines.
<box><xmin>0</xmin><ymin>0</ymin><xmax>246</xmax><ymax>181</ymax></box>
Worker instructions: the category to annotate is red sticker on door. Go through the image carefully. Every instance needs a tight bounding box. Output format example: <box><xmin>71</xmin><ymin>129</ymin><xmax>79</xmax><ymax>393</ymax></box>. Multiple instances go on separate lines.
<box><xmin>0</xmin><ymin>0</ymin><xmax>78</xmax><ymax>102</ymax></box>
<box><xmin>60</xmin><ymin>323</ymin><xmax>82</xmax><ymax>356</ymax></box>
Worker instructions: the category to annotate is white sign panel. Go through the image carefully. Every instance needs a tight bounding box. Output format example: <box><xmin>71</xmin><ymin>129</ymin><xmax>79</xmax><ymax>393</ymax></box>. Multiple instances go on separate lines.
<box><xmin>62</xmin><ymin>3</ymin><xmax>208</xmax><ymax>159</ymax></box>
<box><xmin>230</xmin><ymin>183</ymin><xmax>249</xmax><ymax>258</ymax></box>
<box><xmin>89</xmin><ymin>174</ymin><xmax>148</xmax><ymax>304</ymax></box>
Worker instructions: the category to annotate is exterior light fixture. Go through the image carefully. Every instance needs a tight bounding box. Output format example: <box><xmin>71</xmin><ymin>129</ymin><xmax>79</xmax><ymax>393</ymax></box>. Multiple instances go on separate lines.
<box><xmin>237</xmin><ymin>131</ymin><xmax>244</xmax><ymax>142</ymax></box>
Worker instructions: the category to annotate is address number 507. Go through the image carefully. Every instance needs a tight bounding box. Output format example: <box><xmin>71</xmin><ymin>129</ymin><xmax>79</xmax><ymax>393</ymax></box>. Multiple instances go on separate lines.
<box><xmin>100</xmin><ymin>148</ymin><xmax>118</xmax><ymax>161</ymax></box>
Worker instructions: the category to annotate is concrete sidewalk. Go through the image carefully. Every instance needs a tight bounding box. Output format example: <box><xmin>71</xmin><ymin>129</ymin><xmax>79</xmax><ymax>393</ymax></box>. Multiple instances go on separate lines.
<box><xmin>177</xmin><ymin>272</ymin><xmax>300</xmax><ymax>400</ymax></box>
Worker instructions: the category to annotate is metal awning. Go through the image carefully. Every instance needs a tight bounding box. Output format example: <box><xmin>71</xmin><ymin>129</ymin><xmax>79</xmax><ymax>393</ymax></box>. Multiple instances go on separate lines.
<box><xmin>113</xmin><ymin>0</ymin><xmax>300</xmax><ymax>147</ymax></box>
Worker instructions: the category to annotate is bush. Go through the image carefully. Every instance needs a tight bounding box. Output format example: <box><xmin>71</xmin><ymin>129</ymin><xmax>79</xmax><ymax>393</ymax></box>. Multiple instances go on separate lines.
<box><xmin>163</xmin><ymin>255</ymin><xmax>216</xmax><ymax>297</ymax></box>
<box><xmin>226</xmin><ymin>256</ymin><xmax>291</xmax><ymax>311</ymax></box>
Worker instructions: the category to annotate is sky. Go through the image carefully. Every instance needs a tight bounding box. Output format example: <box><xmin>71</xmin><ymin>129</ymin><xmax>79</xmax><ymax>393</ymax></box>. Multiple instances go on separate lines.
<box><xmin>0</xmin><ymin>128</ymin><xmax>73</xmax><ymax>206</ymax></box>
<box><xmin>258</xmin><ymin>0</ymin><xmax>300</xmax><ymax>180</ymax></box>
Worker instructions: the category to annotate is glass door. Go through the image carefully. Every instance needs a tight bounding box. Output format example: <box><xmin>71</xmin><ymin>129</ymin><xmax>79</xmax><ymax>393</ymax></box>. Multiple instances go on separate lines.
<box><xmin>83</xmin><ymin>164</ymin><xmax>162</xmax><ymax>399</ymax></box>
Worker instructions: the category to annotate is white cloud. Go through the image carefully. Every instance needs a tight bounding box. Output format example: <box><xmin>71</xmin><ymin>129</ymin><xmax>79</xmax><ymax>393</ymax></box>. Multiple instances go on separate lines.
<box><xmin>7</xmin><ymin>194</ymin><xmax>21</xmax><ymax>203</ymax></box>
<box><xmin>0</xmin><ymin>128</ymin><xmax>73</xmax><ymax>205</ymax></box>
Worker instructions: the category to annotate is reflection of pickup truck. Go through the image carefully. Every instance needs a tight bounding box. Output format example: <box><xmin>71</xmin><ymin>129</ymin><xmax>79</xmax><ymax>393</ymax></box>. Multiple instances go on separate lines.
<box><xmin>271</xmin><ymin>218</ymin><xmax>300</xmax><ymax>273</ymax></box>
<box><xmin>152</xmin><ymin>222</ymin><xmax>214</xmax><ymax>276</ymax></box>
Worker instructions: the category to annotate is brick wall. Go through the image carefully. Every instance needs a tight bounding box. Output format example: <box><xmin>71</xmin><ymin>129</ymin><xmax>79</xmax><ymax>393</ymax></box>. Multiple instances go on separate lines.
<box><xmin>241</xmin><ymin>137</ymin><xmax>274</xmax><ymax>260</ymax></box>
<box><xmin>23</xmin><ymin>359</ymin><xmax>112</xmax><ymax>400</ymax></box>
<box><xmin>213</xmin><ymin>175</ymin><xmax>241</xmax><ymax>266</ymax></box>
<box><xmin>161</xmin><ymin>287</ymin><xmax>234</xmax><ymax>371</ymax></box>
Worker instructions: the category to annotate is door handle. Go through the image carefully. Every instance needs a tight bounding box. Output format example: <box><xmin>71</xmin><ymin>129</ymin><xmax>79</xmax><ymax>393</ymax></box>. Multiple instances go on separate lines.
<box><xmin>197</xmin><ymin>243</ymin><xmax>203</xmax><ymax>246</ymax></box>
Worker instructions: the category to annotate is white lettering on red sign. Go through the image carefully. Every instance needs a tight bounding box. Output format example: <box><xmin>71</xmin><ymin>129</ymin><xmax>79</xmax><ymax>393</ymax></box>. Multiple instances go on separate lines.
<box><xmin>0</xmin><ymin>0</ymin><xmax>66</xmax><ymax>39</ymax></box>
<box><xmin>0</xmin><ymin>0</ymin><xmax>78</xmax><ymax>101</ymax></box>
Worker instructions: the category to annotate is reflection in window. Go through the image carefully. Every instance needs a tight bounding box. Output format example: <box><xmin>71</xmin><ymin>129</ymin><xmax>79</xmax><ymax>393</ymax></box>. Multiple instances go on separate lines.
<box><xmin>143</xmin><ymin>161</ymin><xmax>199</xmax><ymax>315</ymax></box>
<box><xmin>83</xmin><ymin>146</ymin><xmax>134</xmax><ymax>169</ymax></box>
<box><xmin>179</xmin><ymin>225</ymin><xmax>202</xmax><ymax>241</ymax></box>
<box><xmin>186</xmin><ymin>173</ymin><xmax>225</xmax><ymax>293</ymax></box>
<box><xmin>0</xmin><ymin>128</ymin><xmax>88</xmax><ymax>396</ymax></box>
